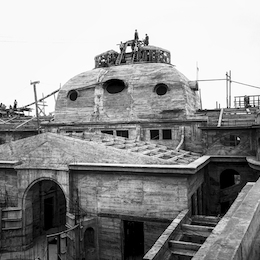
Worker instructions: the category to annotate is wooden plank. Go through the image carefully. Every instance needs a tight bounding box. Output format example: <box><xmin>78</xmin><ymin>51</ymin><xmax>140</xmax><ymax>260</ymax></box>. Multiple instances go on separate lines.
<box><xmin>169</xmin><ymin>240</ymin><xmax>201</xmax><ymax>251</ymax></box>
<box><xmin>191</xmin><ymin>215</ymin><xmax>220</xmax><ymax>226</ymax></box>
<box><xmin>171</xmin><ymin>248</ymin><xmax>196</xmax><ymax>257</ymax></box>
<box><xmin>181</xmin><ymin>224</ymin><xmax>213</xmax><ymax>238</ymax></box>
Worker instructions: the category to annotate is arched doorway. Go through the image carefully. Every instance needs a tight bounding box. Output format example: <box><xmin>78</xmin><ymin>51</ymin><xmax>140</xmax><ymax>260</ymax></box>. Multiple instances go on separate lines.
<box><xmin>24</xmin><ymin>179</ymin><xmax>66</xmax><ymax>240</ymax></box>
<box><xmin>219</xmin><ymin>169</ymin><xmax>241</xmax><ymax>214</ymax></box>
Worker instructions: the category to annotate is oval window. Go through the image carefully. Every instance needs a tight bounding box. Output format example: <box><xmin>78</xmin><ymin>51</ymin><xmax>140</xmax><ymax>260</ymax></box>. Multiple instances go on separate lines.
<box><xmin>68</xmin><ymin>90</ymin><xmax>78</xmax><ymax>101</ymax></box>
<box><xmin>154</xmin><ymin>83</ymin><xmax>168</xmax><ymax>96</ymax></box>
<box><xmin>220</xmin><ymin>134</ymin><xmax>240</xmax><ymax>146</ymax></box>
<box><xmin>104</xmin><ymin>79</ymin><xmax>126</xmax><ymax>94</ymax></box>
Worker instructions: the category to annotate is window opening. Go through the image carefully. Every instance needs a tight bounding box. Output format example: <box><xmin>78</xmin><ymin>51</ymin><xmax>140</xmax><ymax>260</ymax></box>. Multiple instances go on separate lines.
<box><xmin>162</xmin><ymin>129</ymin><xmax>172</xmax><ymax>140</ymax></box>
<box><xmin>101</xmin><ymin>130</ymin><xmax>114</xmax><ymax>135</ymax></box>
<box><xmin>220</xmin><ymin>134</ymin><xmax>240</xmax><ymax>146</ymax></box>
<box><xmin>116</xmin><ymin>130</ymin><xmax>129</xmax><ymax>138</ymax></box>
<box><xmin>154</xmin><ymin>83</ymin><xmax>168</xmax><ymax>96</ymax></box>
<box><xmin>68</xmin><ymin>90</ymin><xmax>78</xmax><ymax>101</ymax></box>
<box><xmin>104</xmin><ymin>79</ymin><xmax>126</xmax><ymax>94</ymax></box>
<box><xmin>150</xmin><ymin>130</ymin><xmax>159</xmax><ymax>140</ymax></box>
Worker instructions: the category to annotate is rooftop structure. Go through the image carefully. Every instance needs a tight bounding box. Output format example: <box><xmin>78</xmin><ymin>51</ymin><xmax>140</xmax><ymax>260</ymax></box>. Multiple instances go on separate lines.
<box><xmin>1</xmin><ymin>32</ymin><xmax>260</xmax><ymax>260</ymax></box>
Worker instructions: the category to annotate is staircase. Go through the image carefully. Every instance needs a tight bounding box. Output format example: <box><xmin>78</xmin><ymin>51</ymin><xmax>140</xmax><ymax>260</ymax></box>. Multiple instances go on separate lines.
<box><xmin>169</xmin><ymin>215</ymin><xmax>220</xmax><ymax>259</ymax></box>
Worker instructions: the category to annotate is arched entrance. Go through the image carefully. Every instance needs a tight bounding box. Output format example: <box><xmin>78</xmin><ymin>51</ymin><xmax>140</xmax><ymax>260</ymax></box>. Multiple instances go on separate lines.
<box><xmin>24</xmin><ymin>179</ymin><xmax>66</xmax><ymax>240</ymax></box>
<box><xmin>219</xmin><ymin>169</ymin><xmax>241</xmax><ymax>214</ymax></box>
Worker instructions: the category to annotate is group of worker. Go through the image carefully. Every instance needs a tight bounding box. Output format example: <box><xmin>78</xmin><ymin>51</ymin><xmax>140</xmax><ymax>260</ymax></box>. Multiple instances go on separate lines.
<box><xmin>97</xmin><ymin>52</ymin><xmax>118</xmax><ymax>67</ymax></box>
<box><xmin>96</xmin><ymin>30</ymin><xmax>150</xmax><ymax>67</ymax></box>
<box><xmin>133</xmin><ymin>29</ymin><xmax>149</xmax><ymax>46</ymax></box>
<box><xmin>0</xmin><ymin>100</ymin><xmax>18</xmax><ymax>117</ymax></box>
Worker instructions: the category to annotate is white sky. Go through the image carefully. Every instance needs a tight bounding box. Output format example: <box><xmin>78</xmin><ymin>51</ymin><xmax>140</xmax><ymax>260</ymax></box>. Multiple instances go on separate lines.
<box><xmin>0</xmin><ymin>0</ymin><xmax>259</xmax><ymax>114</ymax></box>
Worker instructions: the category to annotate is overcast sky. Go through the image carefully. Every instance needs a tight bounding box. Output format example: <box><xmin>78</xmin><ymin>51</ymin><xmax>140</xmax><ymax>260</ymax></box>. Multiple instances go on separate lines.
<box><xmin>0</xmin><ymin>0</ymin><xmax>259</xmax><ymax>114</ymax></box>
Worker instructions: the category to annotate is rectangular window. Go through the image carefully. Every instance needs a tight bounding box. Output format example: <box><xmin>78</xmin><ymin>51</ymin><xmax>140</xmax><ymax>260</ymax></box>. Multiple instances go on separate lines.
<box><xmin>116</xmin><ymin>130</ymin><xmax>129</xmax><ymax>138</ymax></box>
<box><xmin>162</xmin><ymin>129</ymin><xmax>172</xmax><ymax>140</ymax></box>
<box><xmin>101</xmin><ymin>130</ymin><xmax>113</xmax><ymax>135</ymax></box>
<box><xmin>150</xmin><ymin>130</ymin><xmax>159</xmax><ymax>140</ymax></box>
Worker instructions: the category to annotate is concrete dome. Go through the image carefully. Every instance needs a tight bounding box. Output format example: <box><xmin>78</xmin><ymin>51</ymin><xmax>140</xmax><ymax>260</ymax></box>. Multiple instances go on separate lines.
<box><xmin>54</xmin><ymin>63</ymin><xmax>200</xmax><ymax>124</ymax></box>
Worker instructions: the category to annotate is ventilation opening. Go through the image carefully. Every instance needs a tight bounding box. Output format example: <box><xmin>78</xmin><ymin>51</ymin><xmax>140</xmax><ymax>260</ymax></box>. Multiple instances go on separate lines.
<box><xmin>150</xmin><ymin>130</ymin><xmax>159</xmax><ymax>140</ymax></box>
<box><xmin>154</xmin><ymin>83</ymin><xmax>168</xmax><ymax>96</ymax></box>
<box><xmin>162</xmin><ymin>129</ymin><xmax>172</xmax><ymax>140</ymax></box>
<box><xmin>104</xmin><ymin>79</ymin><xmax>126</xmax><ymax>94</ymax></box>
<box><xmin>68</xmin><ymin>90</ymin><xmax>79</xmax><ymax>101</ymax></box>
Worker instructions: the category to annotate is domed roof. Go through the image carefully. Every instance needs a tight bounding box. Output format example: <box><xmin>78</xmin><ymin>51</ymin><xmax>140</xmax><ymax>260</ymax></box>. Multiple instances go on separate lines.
<box><xmin>54</xmin><ymin>62</ymin><xmax>200</xmax><ymax>124</ymax></box>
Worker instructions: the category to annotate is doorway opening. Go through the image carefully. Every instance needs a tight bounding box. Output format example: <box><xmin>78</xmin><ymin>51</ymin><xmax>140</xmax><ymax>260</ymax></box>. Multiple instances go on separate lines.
<box><xmin>124</xmin><ymin>220</ymin><xmax>144</xmax><ymax>260</ymax></box>
<box><xmin>24</xmin><ymin>179</ymin><xmax>66</xmax><ymax>239</ymax></box>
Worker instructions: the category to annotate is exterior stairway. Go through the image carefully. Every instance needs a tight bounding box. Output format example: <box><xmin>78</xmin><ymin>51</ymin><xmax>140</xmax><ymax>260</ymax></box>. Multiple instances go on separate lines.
<box><xmin>169</xmin><ymin>215</ymin><xmax>220</xmax><ymax>259</ymax></box>
<box><xmin>143</xmin><ymin>211</ymin><xmax>221</xmax><ymax>260</ymax></box>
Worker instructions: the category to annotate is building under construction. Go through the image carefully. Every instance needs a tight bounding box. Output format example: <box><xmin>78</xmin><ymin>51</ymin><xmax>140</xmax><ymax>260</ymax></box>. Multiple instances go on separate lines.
<box><xmin>0</xmin><ymin>34</ymin><xmax>260</xmax><ymax>260</ymax></box>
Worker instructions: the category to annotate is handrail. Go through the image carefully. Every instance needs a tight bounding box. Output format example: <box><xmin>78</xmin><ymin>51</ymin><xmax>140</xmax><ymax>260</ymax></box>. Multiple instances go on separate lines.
<box><xmin>15</xmin><ymin>117</ymin><xmax>35</xmax><ymax>129</ymax></box>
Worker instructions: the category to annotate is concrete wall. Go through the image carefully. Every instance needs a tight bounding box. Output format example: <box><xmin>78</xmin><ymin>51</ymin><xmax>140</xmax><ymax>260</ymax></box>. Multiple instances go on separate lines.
<box><xmin>72</xmin><ymin>171</ymin><xmax>188</xmax><ymax>219</ymax></box>
<box><xmin>69</xmin><ymin>169</ymin><xmax>206</xmax><ymax>259</ymax></box>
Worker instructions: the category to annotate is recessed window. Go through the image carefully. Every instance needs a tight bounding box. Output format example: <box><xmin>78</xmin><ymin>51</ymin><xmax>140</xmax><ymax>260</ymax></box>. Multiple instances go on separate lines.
<box><xmin>104</xmin><ymin>79</ymin><xmax>126</xmax><ymax>94</ymax></box>
<box><xmin>150</xmin><ymin>130</ymin><xmax>159</xmax><ymax>140</ymax></box>
<box><xmin>116</xmin><ymin>130</ymin><xmax>129</xmax><ymax>138</ymax></box>
<box><xmin>163</xmin><ymin>129</ymin><xmax>172</xmax><ymax>140</ymax></box>
<box><xmin>101</xmin><ymin>130</ymin><xmax>113</xmax><ymax>135</ymax></box>
<box><xmin>68</xmin><ymin>90</ymin><xmax>78</xmax><ymax>101</ymax></box>
<box><xmin>154</xmin><ymin>83</ymin><xmax>168</xmax><ymax>96</ymax></box>
<box><xmin>220</xmin><ymin>134</ymin><xmax>240</xmax><ymax>146</ymax></box>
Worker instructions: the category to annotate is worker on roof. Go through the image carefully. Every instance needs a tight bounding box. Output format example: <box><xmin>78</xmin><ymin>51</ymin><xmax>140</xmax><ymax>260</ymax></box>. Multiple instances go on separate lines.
<box><xmin>119</xmin><ymin>41</ymin><xmax>124</xmax><ymax>52</ymax></box>
<box><xmin>244</xmin><ymin>95</ymin><xmax>250</xmax><ymax>108</ymax></box>
<box><xmin>134</xmin><ymin>29</ymin><xmax>139</xmax><ymax>42</ymax></box>
<box><xmin>144</xmin><ymin>34</ymin><xmax>149</xmax><ymax>46</ymax></box>
<box><xmin>14</xmin><ymin>99</ymin><xmax>17</xmax><ymax>110</ymax></box>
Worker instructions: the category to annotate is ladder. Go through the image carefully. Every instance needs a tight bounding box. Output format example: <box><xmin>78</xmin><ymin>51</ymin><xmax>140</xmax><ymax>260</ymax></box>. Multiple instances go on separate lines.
<box><xmin>116</xmin><ymin>42</ymin><xmax>128</xmax><ymax>65</ymax></box>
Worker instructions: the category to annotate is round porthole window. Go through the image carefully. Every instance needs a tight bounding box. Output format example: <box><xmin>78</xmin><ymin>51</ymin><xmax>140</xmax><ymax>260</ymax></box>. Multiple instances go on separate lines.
<box><xmin>104</xmin><ymin>79</ymin><xmax>126</xmax><ymax>94</ymax></box>
<box><xmin>154</xmin><ymin>83</ymin><xmax>168</xmax><ymax>96</ymax></box>
<box><xmin>68</xmin><ymin>90</ymin><xmax>78</xmax><ymax>101</ymax></box>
